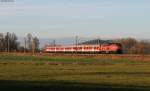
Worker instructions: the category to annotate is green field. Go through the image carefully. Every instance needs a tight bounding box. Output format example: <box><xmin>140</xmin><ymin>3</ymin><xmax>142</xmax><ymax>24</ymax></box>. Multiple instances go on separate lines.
<box><xmin>0</xmin><ymin>54</ymin><xmax>150</xmax><ymax>91</ymax></box>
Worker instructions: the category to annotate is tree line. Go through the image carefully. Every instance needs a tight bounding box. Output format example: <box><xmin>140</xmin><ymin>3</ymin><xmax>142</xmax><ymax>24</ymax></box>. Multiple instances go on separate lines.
<box><xmin>0</xmin><ymin>32</ymin><xmax>150</xmax><ymax>54</ymax></box>
<box><xmin>114</xmin><ymin>38</ymin><xmax>150</xmax><ymax>54</ymax></box>
<box><xmin>0</xmin><ymin>32</ymin><xmax>40</xmax><ymax>53</ymax></box>
<box><xmin>80</xmin><ymin>37</ymin><xmax>150</xmax><ymax>54</ymax></box>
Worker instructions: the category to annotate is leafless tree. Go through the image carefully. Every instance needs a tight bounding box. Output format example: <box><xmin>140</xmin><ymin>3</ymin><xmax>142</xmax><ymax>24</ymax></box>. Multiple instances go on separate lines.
<box><xmin>33</xmin><ymin>37</ymin><xmax>40</xmax><ymax>52</ymax></box>
<box><xmin>26</xmin><ymin>33</ymin><xmax>33</xmax><ymax>52</ymax></box>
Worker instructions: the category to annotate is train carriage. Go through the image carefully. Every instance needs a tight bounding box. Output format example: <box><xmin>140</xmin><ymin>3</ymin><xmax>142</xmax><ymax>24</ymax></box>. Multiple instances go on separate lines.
<box><xmin>44</xmin><ymin>43</ymin><xmax>122</xmax><ymax>54</ymax></box>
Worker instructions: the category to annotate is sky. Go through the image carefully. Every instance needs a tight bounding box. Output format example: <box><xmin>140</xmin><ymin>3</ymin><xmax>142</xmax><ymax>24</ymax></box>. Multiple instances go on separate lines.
<box><xmin>0</xmin><ymin>0</ymin><xmax>150</xmax><ymax>39</ymax></box>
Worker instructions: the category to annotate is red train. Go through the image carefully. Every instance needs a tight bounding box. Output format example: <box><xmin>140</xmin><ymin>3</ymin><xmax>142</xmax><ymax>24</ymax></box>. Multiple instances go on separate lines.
<box><xmin>44</xmin><ymin>43</ymin><xmax>123</xmax><ymax>54</ymax></box>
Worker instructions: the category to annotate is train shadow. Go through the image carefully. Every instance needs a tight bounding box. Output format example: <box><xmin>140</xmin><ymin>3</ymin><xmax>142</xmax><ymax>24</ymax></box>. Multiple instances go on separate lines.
<box><xmin>0</xmin><ymin>80</ymin><xmax>150</xmax><ymax>91</ymax></box>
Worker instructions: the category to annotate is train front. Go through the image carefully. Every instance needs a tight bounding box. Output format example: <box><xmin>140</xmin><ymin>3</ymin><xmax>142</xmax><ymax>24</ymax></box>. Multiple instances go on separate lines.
<box><xmin>109</xmin><ymin>43</ymin><xmax>123</xmax><ymax>54</ymax></box>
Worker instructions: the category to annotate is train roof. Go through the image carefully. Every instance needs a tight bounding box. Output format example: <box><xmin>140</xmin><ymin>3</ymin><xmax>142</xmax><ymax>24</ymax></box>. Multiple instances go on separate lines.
<box><xmin>46</xmin><ymin>43</ymin><xmax>122</xmax><ymax>48</ymax></box>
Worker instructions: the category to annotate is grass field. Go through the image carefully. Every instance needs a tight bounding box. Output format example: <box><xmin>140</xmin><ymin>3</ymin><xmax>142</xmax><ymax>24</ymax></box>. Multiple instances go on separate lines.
<box><xmin>0</xmin><ymin>54</ymin><xmax>150</xmax><ymax>91</ymax></box>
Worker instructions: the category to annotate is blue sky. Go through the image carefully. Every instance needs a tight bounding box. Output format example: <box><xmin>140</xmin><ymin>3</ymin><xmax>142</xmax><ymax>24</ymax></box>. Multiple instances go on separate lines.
<box><xmin>0</xmin><ymin>0</ymin><xmax>150</xmax><ymax>39</ymax></box>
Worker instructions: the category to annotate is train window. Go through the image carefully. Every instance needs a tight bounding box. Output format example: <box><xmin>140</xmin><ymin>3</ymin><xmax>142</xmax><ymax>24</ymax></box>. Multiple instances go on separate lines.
<box><xmin>60</xmin><ymin>48</ymin><xmax>64</xmax><ymax>50</ymax></box>
<box><xmin>94</xmin><ymin>47</ymin><xmax>99</xmax><ymax>50</ymax></box>
<box><xmin>107</xmin><ymin>47</ymin><xmax>109</xmax><ymax>50</ymax></box>
<box><xmin>65</xmin><ymin>48</ymin><xmax>68</xmax><ymax>50</ymax></box>
<box><xmin>73</xmin><ymin>47</ymin><xmax>77</xmax><ymax>50</ymax></box>
<box><xmin>56</xmin><ymin>48</ymin><xmax>60</xmax><ymax>50</ymax></box>
<box><xmin>50</xmin><ymin>48</ymin><xmax>55</xmax><ymax>50</ymax></box>
<box><xmin>89</xmin><ymin>47</ymin><xmax>92</xmax><ymax>49</ymax></box>
<box><xmin>79</xmin><ymin>47</ymin><xmax>82</xmax><ymax>49</ymax></box>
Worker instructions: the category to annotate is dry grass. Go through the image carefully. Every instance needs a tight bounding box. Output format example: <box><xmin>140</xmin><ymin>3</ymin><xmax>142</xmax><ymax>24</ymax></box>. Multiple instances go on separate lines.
<box><xmin>0</xmin><ymin>53</ymin><xmax>150</xmax><ymax>91</ymax></box>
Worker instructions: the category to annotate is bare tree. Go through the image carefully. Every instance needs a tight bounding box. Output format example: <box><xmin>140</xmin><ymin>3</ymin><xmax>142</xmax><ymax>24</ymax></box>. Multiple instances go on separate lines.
<box><xmin>115</xmin><ymin>38</ymin><xmax>138</xmax><ymax>54</ymax></box>
<box><xmin>0</xmin><ymin>32</ymin><xmax>20</xmax><ymax>52</ymax></box>
<box><xmin>26</xmin><ymin>33</ymin><xmax>32</xmax><ymax>52</ymax></box>
<box><xmin>115</xmin><ymin>38</ymin><xmax>150</xmax><ymax>54</ymax></box>
<box><xmin>0</xmin><ymin>33</ymin><xmax>5</xmax><ymax>51</ymax></box>
<box><xmin>33</xmin><ymin>37</ymin><xmax>40</xmax><ymax>52</ymax></box>
<box><xmin>5</xmin><ymin>32</ymin><xmax>11</xmax><ymax>52</ymax></box>
<box><xmin>132</xmin><ymin>41</ymin><xmax>150</xmax><ymax>54</ymax></box>
<box><xmin>10</xmin><ymin>33</ymin><xmax>19</xmax><ymax>52</ymax></box>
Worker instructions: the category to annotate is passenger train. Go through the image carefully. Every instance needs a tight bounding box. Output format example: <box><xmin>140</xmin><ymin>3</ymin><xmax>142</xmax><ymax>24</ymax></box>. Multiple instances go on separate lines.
<box><xmin>44</xmin><ymin>43</ymin><xmax>122</xmax><ymax>54</ymax></box>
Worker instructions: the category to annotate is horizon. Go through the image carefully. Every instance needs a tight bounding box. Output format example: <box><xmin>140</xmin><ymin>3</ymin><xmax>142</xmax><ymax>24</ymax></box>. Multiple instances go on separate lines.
<box><xmin>0</xmin><ymin>0</ymin><xmax>150</xmax><ymax>39</ymax></box>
